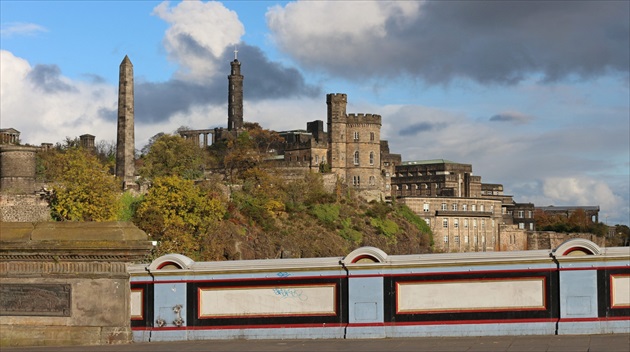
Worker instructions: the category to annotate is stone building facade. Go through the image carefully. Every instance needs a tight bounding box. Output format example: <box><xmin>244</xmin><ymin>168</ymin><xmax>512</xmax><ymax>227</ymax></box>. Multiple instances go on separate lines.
<box><xmin>391</xmin><ymin>159</ymin><xmax>481</xmax><ymax>198</ymax></box>
<box><xmin>400</xmin><ymin>196</ymin><xmax>503</xmax><ymax>253</ymax></box>
<box><xmin>392</xmin><ymin>159</ymin><xmax>529</xmax><ymax>253</ymax></box>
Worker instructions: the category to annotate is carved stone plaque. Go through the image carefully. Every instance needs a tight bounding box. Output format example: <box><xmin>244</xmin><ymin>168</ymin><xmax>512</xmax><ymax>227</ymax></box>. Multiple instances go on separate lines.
<box><xmin>0</xmin><ymin>284</ymin><xmax>71</xmax><ymax>316</ymax></box>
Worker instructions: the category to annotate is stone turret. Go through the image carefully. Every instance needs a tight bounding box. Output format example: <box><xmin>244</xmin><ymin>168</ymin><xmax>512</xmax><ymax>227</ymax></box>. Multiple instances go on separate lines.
<box><xmin>115</xmin><ymin>55</ymin><xmax>135</xmax><ymax>187</ymax></box>
<box><xmin>228</xmin><ymin>57</ymin><xmax>244</xmax><ymax>131</ymax></box>
<box><xmin>327</xmin><ymin>93</ymin><xmax>348</xmax><ymax>173</ymax></box>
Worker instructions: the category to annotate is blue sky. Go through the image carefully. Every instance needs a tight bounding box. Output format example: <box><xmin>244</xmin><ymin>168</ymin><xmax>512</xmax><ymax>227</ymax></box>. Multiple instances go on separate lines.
<box><xmin>1</xmin><ymin>1</ymin><xmax>628</xmax><ymax>225</ymax></box>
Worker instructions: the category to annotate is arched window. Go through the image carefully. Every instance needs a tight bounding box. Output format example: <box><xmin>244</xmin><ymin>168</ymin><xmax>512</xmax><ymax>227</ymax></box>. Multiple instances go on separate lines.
<box><xmin>369</xmin><ymin>152</ymin><xmax>374</xmax><ymax>165</ymax></box>
<box><xmin>354</xmin><ymin>151</ymin><xmax>360</xmax><ymax>165</ymax></box>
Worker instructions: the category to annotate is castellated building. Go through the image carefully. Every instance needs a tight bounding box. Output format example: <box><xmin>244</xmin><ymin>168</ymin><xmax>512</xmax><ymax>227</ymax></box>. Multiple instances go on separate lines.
<box><xmin>278</xmin><ymin>94</ymin><xmax>401</xmax><ymax>201</ymax></box>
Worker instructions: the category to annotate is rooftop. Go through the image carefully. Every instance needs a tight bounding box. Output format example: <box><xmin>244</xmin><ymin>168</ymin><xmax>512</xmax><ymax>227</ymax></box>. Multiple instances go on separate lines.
<box><xmin>401</xmin><ymin>159</ymin><xmax>459</xmax><ymax>166</ymax></box>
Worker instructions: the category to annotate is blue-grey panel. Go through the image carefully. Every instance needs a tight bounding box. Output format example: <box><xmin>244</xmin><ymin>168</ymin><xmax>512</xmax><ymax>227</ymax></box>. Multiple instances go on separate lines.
<box><xmin>559</xmin><ymin>270</ymin><xmax>597</xmax><ymax>319</ymax></box>
<box><xmin>348</xmin><ymin>277</ymin><xmax>383</xmax><ymax>324</ymax></box>
<box><xmin>154</xmin><ymin>282</ymin><xmax>187</xmax><ymax>328</ymax></box>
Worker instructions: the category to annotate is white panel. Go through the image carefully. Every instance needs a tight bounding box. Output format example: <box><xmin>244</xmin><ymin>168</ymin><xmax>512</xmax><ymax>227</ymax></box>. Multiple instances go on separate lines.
<box><xmin>611</xmin><ymin>275</ymin><xmax>630</xmax><ymax>308</ymax></box>
<box><xmin>130</xmin><ymin>289</ymin><xmax>143</xmax><ymax>319</ymax></box>
<box><xmin>397</xmin><ymin>278</ymin><xmax>545</xmax><ymax>313</ymax></box>
<box><xmin>199</xmin><ymin>284</ymin><xmax>336</xmax><ymax>318</ymax></box>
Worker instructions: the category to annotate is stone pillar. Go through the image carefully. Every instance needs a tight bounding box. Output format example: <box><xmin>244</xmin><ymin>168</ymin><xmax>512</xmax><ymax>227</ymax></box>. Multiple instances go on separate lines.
<box><xmin>116</xmin><ymin>56</ymin><xmax>135</xmax><ymax>187</ymax></box>
<box><xmin>0</xmin><ymin>222</ymin><xmax>152</xmax><ymax>347</ymax></box>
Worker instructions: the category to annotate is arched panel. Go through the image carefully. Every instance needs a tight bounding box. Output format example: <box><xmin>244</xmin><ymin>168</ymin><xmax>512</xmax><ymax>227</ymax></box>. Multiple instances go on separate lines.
<box><xmin>343</xmin><ymin>247</ymin><xmax>388</xmax><ymax>264</ymax></box>
<box><xmin>148</xmin><ymin>253</ymin><xmax>195</xmax><ymax>271</ymax></box>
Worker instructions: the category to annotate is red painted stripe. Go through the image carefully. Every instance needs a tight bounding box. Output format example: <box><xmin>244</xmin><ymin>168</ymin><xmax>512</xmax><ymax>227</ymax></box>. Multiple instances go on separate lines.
<box><xmin>131</xmin><ymin>323</ymin><xmax>346</xmax><ymax>331</ymax></box>
<box><xmin>383</xmin><ymin>318</ymin><xmax>557</xmax><ymax>326</ymax></box>
<box><xmin>559</xmin><ymin>317</ymin><xmax>630</xmax><ymax>323</ymax></box>
<box><xmin>131</xmin><ymin>275</ymin><xmax>347</xmax><ymax>285</ymax></box>
<box><xmin>559</xmin><ymin>266</ymin><xmax>630</xmax><ymax>271</ymax></box>
<box><xmin>386</xmin><ymin>268</ymin><xmax>556</xmax><ymax>277</ymax></box>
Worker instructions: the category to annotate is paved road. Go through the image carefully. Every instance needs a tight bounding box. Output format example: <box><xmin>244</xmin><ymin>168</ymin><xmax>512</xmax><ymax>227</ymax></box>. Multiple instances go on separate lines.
<box><xmin>3</xmin><ymin>334</ymin><xmax>629</xmax><ymax>352</ymax></box>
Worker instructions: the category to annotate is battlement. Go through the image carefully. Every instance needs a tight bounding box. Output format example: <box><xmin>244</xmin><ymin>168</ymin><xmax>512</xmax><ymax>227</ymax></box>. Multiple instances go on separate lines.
<box><xmin>346</xmin><ymin>113</ymin><xmax>381</xmax><ymax>124</ymax></box>
<box><xmin>326</xmin><ymin>93</ymin><xmax>347</xmax><ymax>103</ymax></box>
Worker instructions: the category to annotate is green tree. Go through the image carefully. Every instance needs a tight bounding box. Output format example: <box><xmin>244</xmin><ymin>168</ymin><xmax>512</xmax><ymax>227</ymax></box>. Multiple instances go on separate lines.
<box><xmin>231</xmin><ymin>167</ymin><xmax>286</xmax><ymax>231</ymax></box>
<box><xmin>139</xmin><ymin>134</ymin><xmax>206</xmax><ymax>180</ymax></box>
<box><xmin>134</xmin><ymin>175</ymin><xmax>226</xmax><ymax>259</ymax></box>
<box><xmin>46</xmin><ymin>147</ymin><xmax>121</xmax><ymax>221</ymax></box>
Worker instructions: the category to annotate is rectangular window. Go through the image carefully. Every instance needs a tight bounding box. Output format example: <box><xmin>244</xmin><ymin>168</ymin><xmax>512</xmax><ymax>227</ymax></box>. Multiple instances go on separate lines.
<box><xmin>423</xmin><ymin>203</ymin><xmax>429</xmax><ymax>212</ymax></box>
<box><xmin>481</xmin><ymin>220</ymin><xmax>485</xmax><ymax>228</ymax></box>
<box><xmin>452</xmin><ymin>203</ymin><xmax>458</xmax><ymax>211</ymax></box>
<box><xmin>527</xmin><ymin>211</ymin><xmax>533</xmax><ymax>218</ymax></box>
<box><xmin>518</xmin><ymin>222</ymin><xmax>525</xmax><ymax>229</ymax></box>
<box><xmin>464</xmin><ymin>235</ymin><xmax>469</xmax><ymax>243</ymax></box>
<box><xmin>464</xmin><ymin>219</ymin><xmax>468</xmax><ymax>228</ymax></box>
<box><xmin>443</xmin><ymin>235</ymin><xmax>448</xmax><ymax>243</ymax></box>
<box><xmin>473</xmin><ymin>219</ymin><xmax>477</xmax><ymax>228</ymax></box>
<box><xmin>518</xmin><ymin>210</ymin><xmax>524</xmax><ymax>218</ymax></box>
<box><xmin>454</xmin><ymin>235</ymin><xmax>459</xmax><ymax>244</ymax></box>
<box><xmin>454</xmin><ymin>218</ymin><xmax>459</xmax><ymax>228</ymax></box>
<box><xmin>480</xmin><ymin>205</ymin><xmax>484</xmax><ymax>212</ymax></box>
<box><xmin>354</xmin><ymin>131</ymin><xmax>359</xmax><ymax>141</ymax></box>
<box><xmin>442</xmin><ymin>219</ymin><xmax>448</xmax><ymax>228</ymax></box>
<box><xmin>462</xmin><ymin>204</ymin><xmax>467</xmax><ymax>211</ymax></box>
<box><xmin>472</xmin><ymin>204</ymin><xmax>477</xmax><ymax>211</ymax></box>
<box><xmin>370</xmin><ymin>132</ymin><xmax>375</xmax><ymax>141</ymax></box>
<box><xmin>441</xmin><ymin>203</ymin><xmax>447</xmax><ymax>211</ymax></box>
<box><xmin>529</xmin><ymin>223</ymin><xmax>534</xmax><ymax>230</ymax></box>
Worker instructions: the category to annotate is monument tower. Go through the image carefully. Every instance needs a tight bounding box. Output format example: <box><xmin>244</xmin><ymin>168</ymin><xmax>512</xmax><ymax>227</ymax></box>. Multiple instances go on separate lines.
<box><xmin>227</xmin><ymin>48</ymin><xmax>243</xmax><ymax>131</ymax></box>
<box><xmin>116</xmin><ymin>55</ymin><xmax>135</xmax><ymax>186</ymax></box>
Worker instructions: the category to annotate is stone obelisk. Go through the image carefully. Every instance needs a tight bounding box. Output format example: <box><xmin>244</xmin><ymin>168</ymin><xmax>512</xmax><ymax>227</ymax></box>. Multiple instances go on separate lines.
<box><xmin>115</xmin><ymin>55</ymin><xmax>135</xmax><ymax>187</ymax></box>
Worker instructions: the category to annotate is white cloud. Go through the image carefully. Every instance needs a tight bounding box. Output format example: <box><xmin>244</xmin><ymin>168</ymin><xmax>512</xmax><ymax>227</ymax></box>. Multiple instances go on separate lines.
<box><xmin>519</xmin><ymin>176</ymin><xmax>629</xmax><ymax>225</ymax></box>
<box><xmin>0</xmin><ymin>22</ymin><xmax>47</xmax><ymax>38</ymax></box>
<box><xmin>152</xmin><ymin>1</ymin><xmax>244</xmax><ymax>81</ymax></box>
<box><xmin>0</xmin><ymin>50</ymin><xmax>118</xmax><ymax>146</ymax></box>
<box><xmin>541</xmin><ymin>177</ymin><xmax>621</xmax><ymax>208</ymax></box>
<box><xmin>266</xmin><ymin>1</ymin><xmax>421</xmax><ymax>68</ymax></box>
<box><xmin>266</xmin><ymin>1</ymin><xmax>629</xmax><ymax>84</ymax></box>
